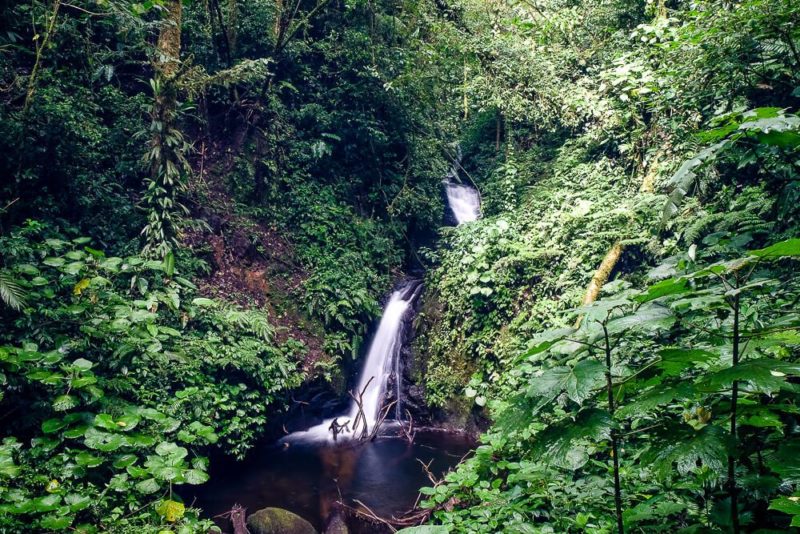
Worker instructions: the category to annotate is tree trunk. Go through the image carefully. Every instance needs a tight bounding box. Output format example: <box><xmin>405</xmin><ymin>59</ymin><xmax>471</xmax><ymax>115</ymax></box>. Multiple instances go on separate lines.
<box><xmin>603</xmin><ymin>324</ymin><xmax>625</xmax><ymax>534</ymax></box>
<box><xmin>574</xmin><ymin>242</ymin><xmax>624</xmax><ymax>327</ymax></box>
<box><xmin>495</xmin><ymin>110</ymin><xmax>502</xmax><ymax>152</ymax></box>
<box><xmin>23</xmin><ymin>0</ymin><xmax>61</xmax><ymax>114</ymax></box>
<box><xmin>274</xmin><ymin>0</ymin><xmax>285</xmax><ymax>46</ymax></box>
<box><xmin>463</xmin><ymin>60</ymin><xmax>469</xmax><ymax>120</ymax></box>
<box><xmin>728</xmin><ymin>291</ymin><xmax>741</xmax><ymax>533</ymax></box>
<box><xmin>142</xmin><ymin>0</ymin><xmax>185</xmax><ymax>258</ymax></box>
<box><xmin>227</xmin><ymin>0</ymin><xmax>238</xmax><ymax>55</ymax></box>
<box><xmin>155</xmin><ymin>0</ymin><xmax>182</xmax><ymax>77</ymax></box>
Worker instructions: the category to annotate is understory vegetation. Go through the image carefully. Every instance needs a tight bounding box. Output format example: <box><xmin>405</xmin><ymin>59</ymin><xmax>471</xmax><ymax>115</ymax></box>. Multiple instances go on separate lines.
<box><xmin>1</xmin><ymin>0</ymin><xmax>799</xmax><ymax>532</ymax></box>
<box><xmin>1</xmin><ymin>0</ymin><xmax>454</xmax><ymax>530</ymax></box>
<box><xmin>413</xmin><ymin>1</ymin><xmax>800</xmax><ymax>533</ymax></box>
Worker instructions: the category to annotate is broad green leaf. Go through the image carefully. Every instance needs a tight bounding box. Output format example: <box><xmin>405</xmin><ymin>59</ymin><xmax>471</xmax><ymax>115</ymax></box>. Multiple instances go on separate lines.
<box><xmin>135</xmin><ymin>477</ymin><xmax>161</xmax><ymax>494</ymax></box>
<box><xmin>32</xmin><ymin>494</ymin><xmax>62</xmax><ymax>512</ymax></box>
<box><xmin>65</xmin><ymin>493</ymin><xmax>91</xmax><ymax>512</ymax></box>
<box><xmin>767</xmin><ymin>440</ymin><xmax>800</xmax><ymax>484</ymax></box>
<box><xmin>155</xmin><ymin>441</ymin><xmax>187</xmax><ymax>459</ymax></box>
<box><xmin>656</xmin><ymin>349</ymin><xmax>716</xmax><ymax>376</ymax></box>
<box><xmin>616</xmin><ymin>383</ymin><xmax>694</xmax><ymax>418</ymax></box>
<box><xmin>702</xmin><ymin>359</ymin><xmax>800</xmax><ymax>394</ymax></box>
<box><xmin>163</xmin><ymin>251</ymin><xmax>175</xmax><ymax>277</ymax></box>
<box><xmin>43</xmin><ymin>257</ymin><xmax>65</xmax><ymax>267</ymax></box>
<box><xmin>113</xmin><ymin>454</ymin><xmax>138</xmax><ymax>469</ymax></box>
<box><xmin>534</xmin><ymin>409</ymin><xmax>613</xmax><ymax>470</ymax></box>
<box><xmin>94</xmin><ymin>414</ymin><xmax>117</xmax><ymax>431</ymax></box>
<box><xmin>521</xmin><ymin>328</ymin><xmax>574</xmax><ymax>360</ymax></box>
<box><xmin>183</xmin><ymin>469</ymin><xmax>209</xmax><ymax>485</ymax></box>
<box><xmin>623</xmin><ymin>495</ymin><xmax>686</xmax><ymax>528</ymax></box>
<box><xmin>156</xmin><ymin>499</ymin><xmax>185</xmax><ymax>522</ymax></box>
<box><xmin>749</xmin><ymin>238</ymin><xmax>800</xmax><ymax>258</ymax></box>
<box><xmin>71</xmin><ymin>358</ymin><xmax>93</xmax><ymax>370</ymax></box>
<box><xmin>528</xmin><ymin>359</ymin><xmax>605</xmax><ymax>408</ymax></box>
<box><xmin>606</xmin><ymin>303</ymin><xmax>674</xmax><ymax>335</ymax></box>
<box><xmin>42</xmin><ymin>418</ymin><xmax>67</xmax><ymax>434</ymax></box>
<box><xmin>84</xmin><ymin>428</ymin><xmax>127</xmax><ymax>452</ymax></box>
<box><xmin>75</xmin><ymin>452</ymin><xmax>103</xmax><ymax>467</ymax></box>
<box><xmin>64</xmin><ymin>425</ymin><xmax>89</xmax><ymax>439</ymax></box>
<box><xmin>768</xmin><ymin>495</ymin><xmax>800</xmax><ymax>521</ymax></box>
<box><xmin>39</xmin><ymin>513</ymin><xmax>73</xmax><ymax>530</ymax></box>
<box><xmin>645</xmin><ymin>425</ymin><xmax>730</xmax><ymax>479</ymax></box>
<box><xmin>636</xmin><ymin>277</ymin><xmax>689</xmax><ymax>303</ymax></box>
<box><xmin>52</xmin><ymin>394</ymin><xmax>79</xmax><ymax>412</ymax></box>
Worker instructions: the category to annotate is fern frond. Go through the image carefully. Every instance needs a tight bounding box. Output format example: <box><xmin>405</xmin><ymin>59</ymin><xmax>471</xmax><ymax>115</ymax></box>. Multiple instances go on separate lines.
<box><xmin>0</xmin><ymin>269</ymin><xmax>26</xmax><ymax>311</ymax></box>
<box><xmin>219</xmin><ymin>309</ymin><xmax>274</xmax><ymax>341</ymax></box>
<box><xmin>682</xmin><ymin>211</ymin><xmax>723</xmax><ymax>244</ymax></box>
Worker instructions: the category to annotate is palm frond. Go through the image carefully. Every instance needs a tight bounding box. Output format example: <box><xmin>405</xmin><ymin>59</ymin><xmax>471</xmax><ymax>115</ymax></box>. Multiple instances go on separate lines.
<box><xmin>0</xmin><ymin>269</ymin><xmax>26</xmax><ymax>311</ymax></box>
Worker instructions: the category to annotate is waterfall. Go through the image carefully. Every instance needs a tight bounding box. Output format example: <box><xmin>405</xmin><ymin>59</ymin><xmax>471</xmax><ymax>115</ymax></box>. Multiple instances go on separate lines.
<box><xmin>345</xmin><ymin>281</ymin><xmax>421</xmax><ymax>426</ymax></box>
<box><xmin>283</xmin><ymin>280</ymin><xmax>421</xmax><ymax>444</ymax></box>
<box><xmin>283</xmin><ymin>149</ymin><xmax>482</xmax><ymax>446</ymax></box>
<box><xmin>444</xmin><ymin>182</ymin><xmax>481</xmax><ymax>224</ymax></box>
<box><xmin>443</xmin><ymin>148</ymin><xmax>481</xmax><ymax>224</ymax></box>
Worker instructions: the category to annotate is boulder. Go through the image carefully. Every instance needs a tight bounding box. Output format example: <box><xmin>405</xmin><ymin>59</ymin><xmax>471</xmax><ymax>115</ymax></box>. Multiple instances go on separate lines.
<box><xmin>246</xmin><ymin>507</ymin><xmax>318</xmax><ymax>534</ymax></box>
<box><xmin>323</xmin><ymin>512</ymin><xmax>349</xmax><ymax>534</ymax></box>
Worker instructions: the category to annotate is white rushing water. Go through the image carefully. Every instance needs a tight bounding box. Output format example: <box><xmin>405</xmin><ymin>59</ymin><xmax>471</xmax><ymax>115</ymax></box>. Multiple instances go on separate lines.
<box><xmin>444</xmin><ymin>181</ymin><xmax>481</xmax><ymax>224</ymax></box>
<box><xmin>443</xmin><ymin>146</ymin><xmax>481</xmax><ymax>224</ymax></box>
<box><xmin>283</xmin><ymin>282</ymin><xmax>421</xmax><ymax>444</ymax></box>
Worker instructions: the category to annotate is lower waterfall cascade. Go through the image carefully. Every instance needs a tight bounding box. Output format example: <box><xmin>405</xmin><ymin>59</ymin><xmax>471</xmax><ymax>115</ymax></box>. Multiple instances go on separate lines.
<box><xmin>282</xmin><ymin>280</ymin><xmax>423</xmax><ymax>443</ymax></box>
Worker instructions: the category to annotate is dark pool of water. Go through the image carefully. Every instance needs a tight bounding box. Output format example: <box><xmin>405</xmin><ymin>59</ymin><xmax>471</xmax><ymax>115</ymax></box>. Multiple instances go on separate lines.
<box><xmin>189</xmin><ymin>428</ymin><xmax>474</xmax><ymax>533</ymax></box>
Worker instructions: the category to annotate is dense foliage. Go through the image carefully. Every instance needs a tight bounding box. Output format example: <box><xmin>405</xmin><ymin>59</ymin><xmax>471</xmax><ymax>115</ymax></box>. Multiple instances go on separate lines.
<box><xmin>0</xmin><ymin>221</ymin><xmax>304</xmax><ymax>531</ymax></box>
<box><xmin>413</xmin><ymin>0</ymin><xmax>800</xmax><ymax>532</ymax></box>
<box><xmin>2</xmin><ymin>0</ymin><xmax>799</xmax><ymax>532</ymax></box>
<box><xmin>0</xmin><ymin>0</ymin><xmax>455</xmax><ymax>530</ymax></box>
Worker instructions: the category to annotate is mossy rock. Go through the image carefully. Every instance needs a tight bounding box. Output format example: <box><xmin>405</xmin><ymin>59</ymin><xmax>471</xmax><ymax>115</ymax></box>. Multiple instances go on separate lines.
<box><xmin>246</xmin><ymin>507</ymin><xmax>318</xmax><ymax>534</ymax></box>
<box><xmin>324</xmin><ymin>512</ymin><xmax>348</xmax><ymax>534</ymax></box>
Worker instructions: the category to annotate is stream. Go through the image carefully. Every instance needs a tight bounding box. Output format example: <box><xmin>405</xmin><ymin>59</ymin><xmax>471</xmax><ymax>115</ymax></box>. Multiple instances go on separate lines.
<box><xmin>193</xmin><ymin>166</ymin><xmax>481</xmax><ymax>532</ymax></box>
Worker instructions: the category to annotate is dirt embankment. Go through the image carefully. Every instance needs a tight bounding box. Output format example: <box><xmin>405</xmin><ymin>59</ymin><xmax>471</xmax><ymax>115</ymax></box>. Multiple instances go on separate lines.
<box><xmin>183</xmin><ymin>136</ymin><xmax>326</xmax><ymax>374</ymax></box>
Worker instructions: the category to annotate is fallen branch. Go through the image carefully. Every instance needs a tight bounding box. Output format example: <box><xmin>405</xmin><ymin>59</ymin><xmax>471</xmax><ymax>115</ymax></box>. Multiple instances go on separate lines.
<box><xmin>347</xmin><ymin>376</ymin><xmax>374</xmax><ymax>439</ymax></box>
<box><xmin>400</xmin><ymin>409</ymin><xmax>416</xmax><ymax>444</ymax></box>
<box><xmin>214</xmin><ymin>503</ymin><xmax>249</xmax><ymax>534</ymax></box>
<box><xmin>367</xmin><ymin>399</ymin><xmax>397</xmax><ymax>441</ymax></box>
<box><xmin>574</xmin><ymin>241</ymin><xmax>625</xmax><ymax>328</ymax></box>
<box><xmin>352</xmin><ymin>499</ymin><xmax>398</xmax><ymax>532</ymax></box>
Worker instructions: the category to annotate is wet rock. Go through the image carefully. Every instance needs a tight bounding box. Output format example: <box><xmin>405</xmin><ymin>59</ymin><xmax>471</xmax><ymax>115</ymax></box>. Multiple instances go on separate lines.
<box><xmin>323</xmin><ymin>512</ymin><xmax>349</xmax><ymax>534</ymax></box>
<box><xmin>403</xmin><ymin>383</ymin><xmax>431</xmax><ymax>423</ymax></box>
<box><xmin>246</xmin><ymin>507</ymin><xmax>318</xmax><ymax>534</ymax></box>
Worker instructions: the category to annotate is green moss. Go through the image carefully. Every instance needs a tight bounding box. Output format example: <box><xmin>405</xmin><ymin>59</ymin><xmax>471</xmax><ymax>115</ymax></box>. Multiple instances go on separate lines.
<box><xmin>246</xmin><ymin>507</ymin><xmax>317</xmax><ymax>534</ymax></box>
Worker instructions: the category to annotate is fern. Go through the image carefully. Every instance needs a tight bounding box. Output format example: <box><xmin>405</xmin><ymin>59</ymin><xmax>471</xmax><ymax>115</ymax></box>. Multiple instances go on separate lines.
<box><xmin>682</xmin><ymin>211</ymin><xmax>724</xmax><ymax>244</ymax></box>
<box><xmin>0</xmin><ymin>269</ymin><xmax>26</xmax><ymax>311</ymax></box>
<box><xmin>661</xmin><ymin>141</ymin><xmax>728</xmax><ymax>227</ymax></box>
<box><xmin>219</xmin><ymin>309</ymin><xmax>274</xmax><ymax>341</ymax></box>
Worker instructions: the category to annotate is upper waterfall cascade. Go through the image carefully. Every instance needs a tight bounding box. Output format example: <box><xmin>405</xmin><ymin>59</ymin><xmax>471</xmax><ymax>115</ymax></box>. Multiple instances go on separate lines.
<box><xmin>443</xmin><ymin>151</ymin><xmax>481</xmax><ymax>224</ymax></box>
<box><xmin>444</xmin><ymin>182</ymin><xmax>481</xmax><ymax>224</ymax></box>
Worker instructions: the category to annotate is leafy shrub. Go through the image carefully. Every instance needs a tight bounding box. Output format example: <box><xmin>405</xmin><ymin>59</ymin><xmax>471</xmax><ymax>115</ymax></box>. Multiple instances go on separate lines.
<box><xmin>0</xmin><ymin>222</ymin><xmax>304</xmax><ymax>531</ymax></box>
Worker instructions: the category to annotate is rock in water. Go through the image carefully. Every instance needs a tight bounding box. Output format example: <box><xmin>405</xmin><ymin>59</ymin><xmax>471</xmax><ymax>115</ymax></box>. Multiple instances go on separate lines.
<box><xmin>324</xmin><ymin>512</ymin><xmax>349</xmax><ymax>534</ymax></box>
<box><xmin>246</xmin><ymin>507</ymin><xmax>318</xmax><ymax>534</ymax></box>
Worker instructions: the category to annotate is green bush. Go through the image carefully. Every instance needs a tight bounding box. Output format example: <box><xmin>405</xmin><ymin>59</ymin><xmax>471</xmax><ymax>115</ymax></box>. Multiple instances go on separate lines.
<box><xmin>0</xmin><ymin>222</ymin><xmax>304</xmax><ymax>531</ymax></box>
